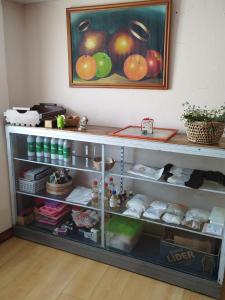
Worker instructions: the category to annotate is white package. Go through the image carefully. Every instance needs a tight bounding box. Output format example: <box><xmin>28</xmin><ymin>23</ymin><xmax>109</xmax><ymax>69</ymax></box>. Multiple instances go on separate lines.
<box><xmin>202</xmin><ymin>223</ymin><xmax>223</xmax><ymax>236</ymax></box>
<box><xmin>209</xmin><ymin>207</ymin><xmax>225</xmax><ymax>225</ymax></box>
<box><xmin>167</xmin><ymin>174</ymin><xmax>191</xmax><ymax>185</ymax></box>
<box><xmin>162</xmin><ymin>213</ymin><xmax>183</xmax><ymax>225</ymax></box>
<box><xmin>143</xmin><ymin>207</ymin><xmax>165</xmax><ymax>220</ymax></box>
<box><xmin>167</xmin><ymin>203</ymin><xmax>187</xmax><ymax>217</ymax></box>
<box><xmin>150</xmin><ymin>200</ymin><xmax>167</xmax><ymax>210</ymax></box>
<box><xmin>169</xmin><ymin>167</ymin><xmax>192</xmax><ymax>177</ymax></box>
<box><xmin>166</xmin><ymin>167</ymin><xmax>192</xmax><ymax>185</ymax></box>
<box><xmin>66</xmin><ymin>186</ymin><xmax>92</xmax><ymax>205</ymax></box>
<box><xmin>181</xmin><ymin>219</ymin><xmax>201</xmax><ymax>230</ymax></box>
<box><xmin>127</xmin><ymin>164</ymin><xmax>164</xmax><ymax>180</ymax></box>
<box><xmin>127</xmin><ymin>194</ymin><xmax>150</xmax><ymax>213</ymax></box>
<box><xmin>185</xmin><ymin>208</ymin><xmax>210</xmax><ymax>223</ymax></box>
<box><xmin>122</xmin><ymin>208</ymin><xmax>142</xmax><ymax>219</ymax></box>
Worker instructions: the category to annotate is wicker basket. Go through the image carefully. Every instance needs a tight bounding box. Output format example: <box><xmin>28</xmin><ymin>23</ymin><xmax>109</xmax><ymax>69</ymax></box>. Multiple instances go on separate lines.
<box><xmin>185</xmin><ymin>121</ymin><xmax>225</xmax><ymax>144</ymax></box>
<box><xmin>65</xmin><ymin>115</ymin><xmax>80</xmax><ymax>127</ymax></box>
<box><xmin>18</xmin><ymin>176</ymin><xmax>48</xmax><ymax>194</ymax></box>
<box><xmin>46</xmin><ymin>179</ymin><xmax>73</xmax><ymax>196</ymax></box>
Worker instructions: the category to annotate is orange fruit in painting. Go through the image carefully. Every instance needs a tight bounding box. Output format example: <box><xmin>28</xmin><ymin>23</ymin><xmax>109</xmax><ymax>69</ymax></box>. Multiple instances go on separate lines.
<box><xmin>75</xmin><ymin>55</ymin><xmax>97</xmax><ymax>80</ymax></box>
<box><xmin>123</xmin><ymin>54</ymin><xmax>148</xmax><ymax>81</ymax></box>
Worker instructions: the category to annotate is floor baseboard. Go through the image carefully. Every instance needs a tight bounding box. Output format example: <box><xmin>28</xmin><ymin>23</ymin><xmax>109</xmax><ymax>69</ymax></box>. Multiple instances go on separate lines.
<box><xmin>0</xmin><ymin>228</ymin><xmax>13</xmax><ymax>243</ymax></box>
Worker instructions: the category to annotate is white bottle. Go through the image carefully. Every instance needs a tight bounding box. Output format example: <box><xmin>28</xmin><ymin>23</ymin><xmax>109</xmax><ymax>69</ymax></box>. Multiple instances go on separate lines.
<box><xmin>85</xmin><ymin>144</ymin><xmax>89</xmax><ymax>168</ymax></box>
<box><xmin>58</xmin><ymin>139</ymin><xmax>64</xmax><ymax>161</ymax></box>
<box><xmin>109</xmin><ymin>190</ymin><xmax>118</xmax><ymax>208</ymax></box>
<box><xmin>36</xmin><ymin>136</ymin><xmax>44</xmax><ymax>161</ymax></box>
<box><xmin>63</xmin><ymin>140</ymin><xmax>71</xmax><ymax>163</ymax></box>
<box><xmin>27</xmin><ymin>135</ymin><xmax>35</xmax><ymax>159</ymax></box>
<box><xmin>43</xmin><ymin>137</ymin><xmax>50</xmax><ymax>159</ymax></box>
<box><xmin>51</xmin><ymin>138</ymin><xmax>58</xmax><ymax>160</ymax></box>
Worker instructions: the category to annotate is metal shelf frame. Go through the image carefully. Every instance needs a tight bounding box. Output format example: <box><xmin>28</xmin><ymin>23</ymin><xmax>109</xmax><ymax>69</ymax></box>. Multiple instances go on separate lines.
<box><xmin>5</xmin><ymin>125</ymin><xmax>225</xmax><ymax>298</ymax></box>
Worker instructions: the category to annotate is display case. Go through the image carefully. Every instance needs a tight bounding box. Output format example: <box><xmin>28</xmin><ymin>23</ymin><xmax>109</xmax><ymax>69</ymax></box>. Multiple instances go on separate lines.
<box><xmin>5</xmin><ymin>125</ymin><xmax>225</xmax><ymax>299</ymax></box>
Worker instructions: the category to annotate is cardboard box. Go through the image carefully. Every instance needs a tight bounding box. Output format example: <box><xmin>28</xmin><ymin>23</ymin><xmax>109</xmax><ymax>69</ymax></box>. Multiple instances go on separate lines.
<box><xmin>17</xmin><ymin>213</ymin><xmax>34</xmax><ymax>226</ymax></box>
<box><xmin>160</xmin><ymin>232</ymin><xmax>220</xmax><ymax>279</ymax></box>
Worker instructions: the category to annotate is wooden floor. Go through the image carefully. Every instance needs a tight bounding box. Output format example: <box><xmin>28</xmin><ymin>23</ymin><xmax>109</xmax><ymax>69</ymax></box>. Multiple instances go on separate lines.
<box><xmin>0</xmin><ymin>237</ymin><xmax>214</xmax><ymax>300</ymax></box>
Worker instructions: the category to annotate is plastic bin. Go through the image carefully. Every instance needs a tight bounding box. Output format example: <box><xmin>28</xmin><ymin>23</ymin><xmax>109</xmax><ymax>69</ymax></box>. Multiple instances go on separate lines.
<box><xmin>105</xmin><ymin>216</ymin><xmax>142</xmax><ymax>252</ymax></box>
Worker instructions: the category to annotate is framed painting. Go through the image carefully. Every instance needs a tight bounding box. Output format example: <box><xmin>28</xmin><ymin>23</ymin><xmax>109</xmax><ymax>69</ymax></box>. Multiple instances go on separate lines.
<box><xmin>66</xmin><ymin>0</ymin><xmax>171</xmax><ymax>89</ymax></box>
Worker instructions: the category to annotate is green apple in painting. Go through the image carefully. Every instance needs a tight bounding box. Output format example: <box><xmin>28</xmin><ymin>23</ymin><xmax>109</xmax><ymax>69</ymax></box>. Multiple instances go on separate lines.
<box><xmin>93</xmin><ymin>52</ymin><xmax>112</xmax><ymax>78</ymax></box>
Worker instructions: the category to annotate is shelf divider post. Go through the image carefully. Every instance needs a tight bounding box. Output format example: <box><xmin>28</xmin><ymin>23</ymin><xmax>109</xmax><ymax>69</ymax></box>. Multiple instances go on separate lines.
<box><xmin>101</xmin><ymin>144</ymin><xmax>105</xmax><ymax>248</ymax></box>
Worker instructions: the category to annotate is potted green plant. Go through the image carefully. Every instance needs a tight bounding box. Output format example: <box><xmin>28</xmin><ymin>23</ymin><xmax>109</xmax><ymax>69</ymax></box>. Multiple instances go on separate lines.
<box><xmin>181</xmin><ymin>102</ymin><xmax>225</xmax><ymax>144</ymax></box>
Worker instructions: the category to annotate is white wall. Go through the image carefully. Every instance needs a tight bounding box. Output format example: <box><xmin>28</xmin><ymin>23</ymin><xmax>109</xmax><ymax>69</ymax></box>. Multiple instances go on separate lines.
<box><xmin>1</xmin><ymin>0</ymin><xmax>225</xmax><ymax>231</ymax></box>
<box><xmin>0</xmin><ymin>1</ymin><xmax>12</xmax><ymax>232</ymax></box>
<box><xmin>18</xmin><ymin>0</ymin><xmax>225</xmax><ymax>130</ymax></box>
<box><xmin>2</xmin><ymin>0</ymin><xmax>26</xmax><ymax>107</ymax></box>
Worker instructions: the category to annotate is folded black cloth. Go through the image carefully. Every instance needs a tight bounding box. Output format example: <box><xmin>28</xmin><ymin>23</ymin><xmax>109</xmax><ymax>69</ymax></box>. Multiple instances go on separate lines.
<box><xmin>185</xmin><ymin>170</ymin><xmax>204</xmax><ymax>189</ymax></box>
<box><xmin>163</xmin><ymin>163</ymin><xmax>225</xmax><ymax>189</ymax></box>
<box><xmin>162</xmin><ymin>163</ymin><xmax>174</xmax><ymax>181</ymax></box>
<box><xmin>163</xmin><ymin>163</ymin><xmax>173</xmax><ymax>175</ymax></box>
<box><xmin>204</xmin><ymin>171</ymin><xmax>225</xmax><ymax>185</ymax></box>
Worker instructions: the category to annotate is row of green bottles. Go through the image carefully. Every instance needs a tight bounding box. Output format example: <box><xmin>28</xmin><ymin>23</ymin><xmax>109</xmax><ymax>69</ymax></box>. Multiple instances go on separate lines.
<box><xmin>27</xmin><ymin>136</ymin><xmax>71</xmax><ymax>162</ymax></box>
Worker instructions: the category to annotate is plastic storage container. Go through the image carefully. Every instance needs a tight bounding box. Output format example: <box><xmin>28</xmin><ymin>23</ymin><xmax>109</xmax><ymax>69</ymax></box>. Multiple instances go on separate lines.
<box><xmin>105</xmin><ymin>216</ymin><xmax>142</xmax><ymax>252</ymax></box>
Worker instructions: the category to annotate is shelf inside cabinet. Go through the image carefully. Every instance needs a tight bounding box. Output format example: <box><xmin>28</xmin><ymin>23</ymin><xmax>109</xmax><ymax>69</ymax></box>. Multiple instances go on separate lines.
<box><xmin>14</xmin><ymin>155</ymin><xmax>101</xmax><ymax>174</ymax></box>
<box><xmin>105</xmin><ymin>207</ymin><xmax>223</xmax><ymax>240</ymax></box>
<box><xmin>106</xmin><ymin>233</ymin><xmax>218</xmax><ymax>282</ymax></box>
<box><xmin>16</xmin><ymin>190</ymin><xmax>102</xmax><ymax>211</ymax></box>
<box><xmin>109</xmin><ymin>162</ymin><xmax>225</xmax><ymax>195</ymax></box>
<box><xmin>27</xmin><ymin>223</ymin><xmax>102</xmax><ymax>248</ymax></box>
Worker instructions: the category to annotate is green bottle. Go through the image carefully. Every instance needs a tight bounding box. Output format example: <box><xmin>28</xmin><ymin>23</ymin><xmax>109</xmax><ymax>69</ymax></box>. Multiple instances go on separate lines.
<box><xmin>51</xmin><ymin>138</ymin><xmax>58</xmax><ymax>160</ymax></box>
<box><xmin>36</xmin><ymin>136</ymin><xmax>44</xmax><ymax>160</ymax></box>
<box><xmin>63</xmin><ymin>140</ymin><xmax>71</xmax><ymax>163</ymax></box>
<box><xmin>43</xmin><ymin>137</ymin><xmax>50</xmax><ymax>158</ymax></box>
<box><xmin>27</xmin><ymin>135</ymin><xmax>35</xmax><ymax>159</ymax></box>
<box><xmin>58</xmin><ymin>139</ymin><xmax>64</xmax><ymax>161</ymax></box>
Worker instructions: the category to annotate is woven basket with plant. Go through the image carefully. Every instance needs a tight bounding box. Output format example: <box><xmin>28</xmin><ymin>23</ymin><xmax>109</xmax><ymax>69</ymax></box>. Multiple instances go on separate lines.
<box><xmin>181</xmin><ymin>102</ymin><xmax>225</xmax><ymax>144</ymax></box>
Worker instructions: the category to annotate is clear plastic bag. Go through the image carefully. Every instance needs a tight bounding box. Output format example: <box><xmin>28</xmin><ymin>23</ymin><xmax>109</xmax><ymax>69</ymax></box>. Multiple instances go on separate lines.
<box><xmin>181</xmin><ymin>219</ymin><xmax>201</xmax><ymax>230</ymax></box>
<box><xmin>126</xmin><ymin>194</ymin><xmax>150</xmax><ymax>213</ymax></box>
<box><xmin>122</xmin><ymin>208</ymin><xmax>142</xmax><ymax>219</ymax></box>
<box><xmin>167</xmin><ymin>203</ymin><xmax>187</xmax><ymax>217</ymax></box>
<box><xmin>150</xmin><ymin>200</ymin><xmax>167</xmax><ymax>210</ymax></box>
<box><xmin>72</xmin><ymin>209</ymin><xmax>99</xmax><ymax>228</ymax></box>
<box><xmin>185</xmin><ymin>208</ymin><xmax>210</xmax><ymax>223</ymax></box>
<box><xmin>162</xmin><ymin>212</ymin><xmax>183</xmax><ymax>225</ymax></box>
<box><xmin>143</xmin><ymin>207</ymin><xmax>165</xmax><ymax>220</ymax></box>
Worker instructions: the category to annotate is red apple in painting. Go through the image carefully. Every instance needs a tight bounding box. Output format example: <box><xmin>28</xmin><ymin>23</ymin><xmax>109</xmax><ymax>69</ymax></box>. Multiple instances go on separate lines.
<box><xmin>146</xmin><ymin>50</ymin><xmax>163</xmax><ymax>78</ymax></box>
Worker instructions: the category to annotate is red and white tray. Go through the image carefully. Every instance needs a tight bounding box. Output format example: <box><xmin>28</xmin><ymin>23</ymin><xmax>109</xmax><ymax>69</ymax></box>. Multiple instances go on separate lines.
<box><xmin>109</xmin><ymin>126</ymin><xmax>178</xmax><ymax>142</ymax></box>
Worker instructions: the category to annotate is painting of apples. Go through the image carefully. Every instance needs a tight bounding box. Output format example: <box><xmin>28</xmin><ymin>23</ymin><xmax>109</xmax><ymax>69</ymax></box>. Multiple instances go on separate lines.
<box><xmin>67</xmin><ymin>0</ymin><xmax>171</xmax><ymax>89</ymax></box>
